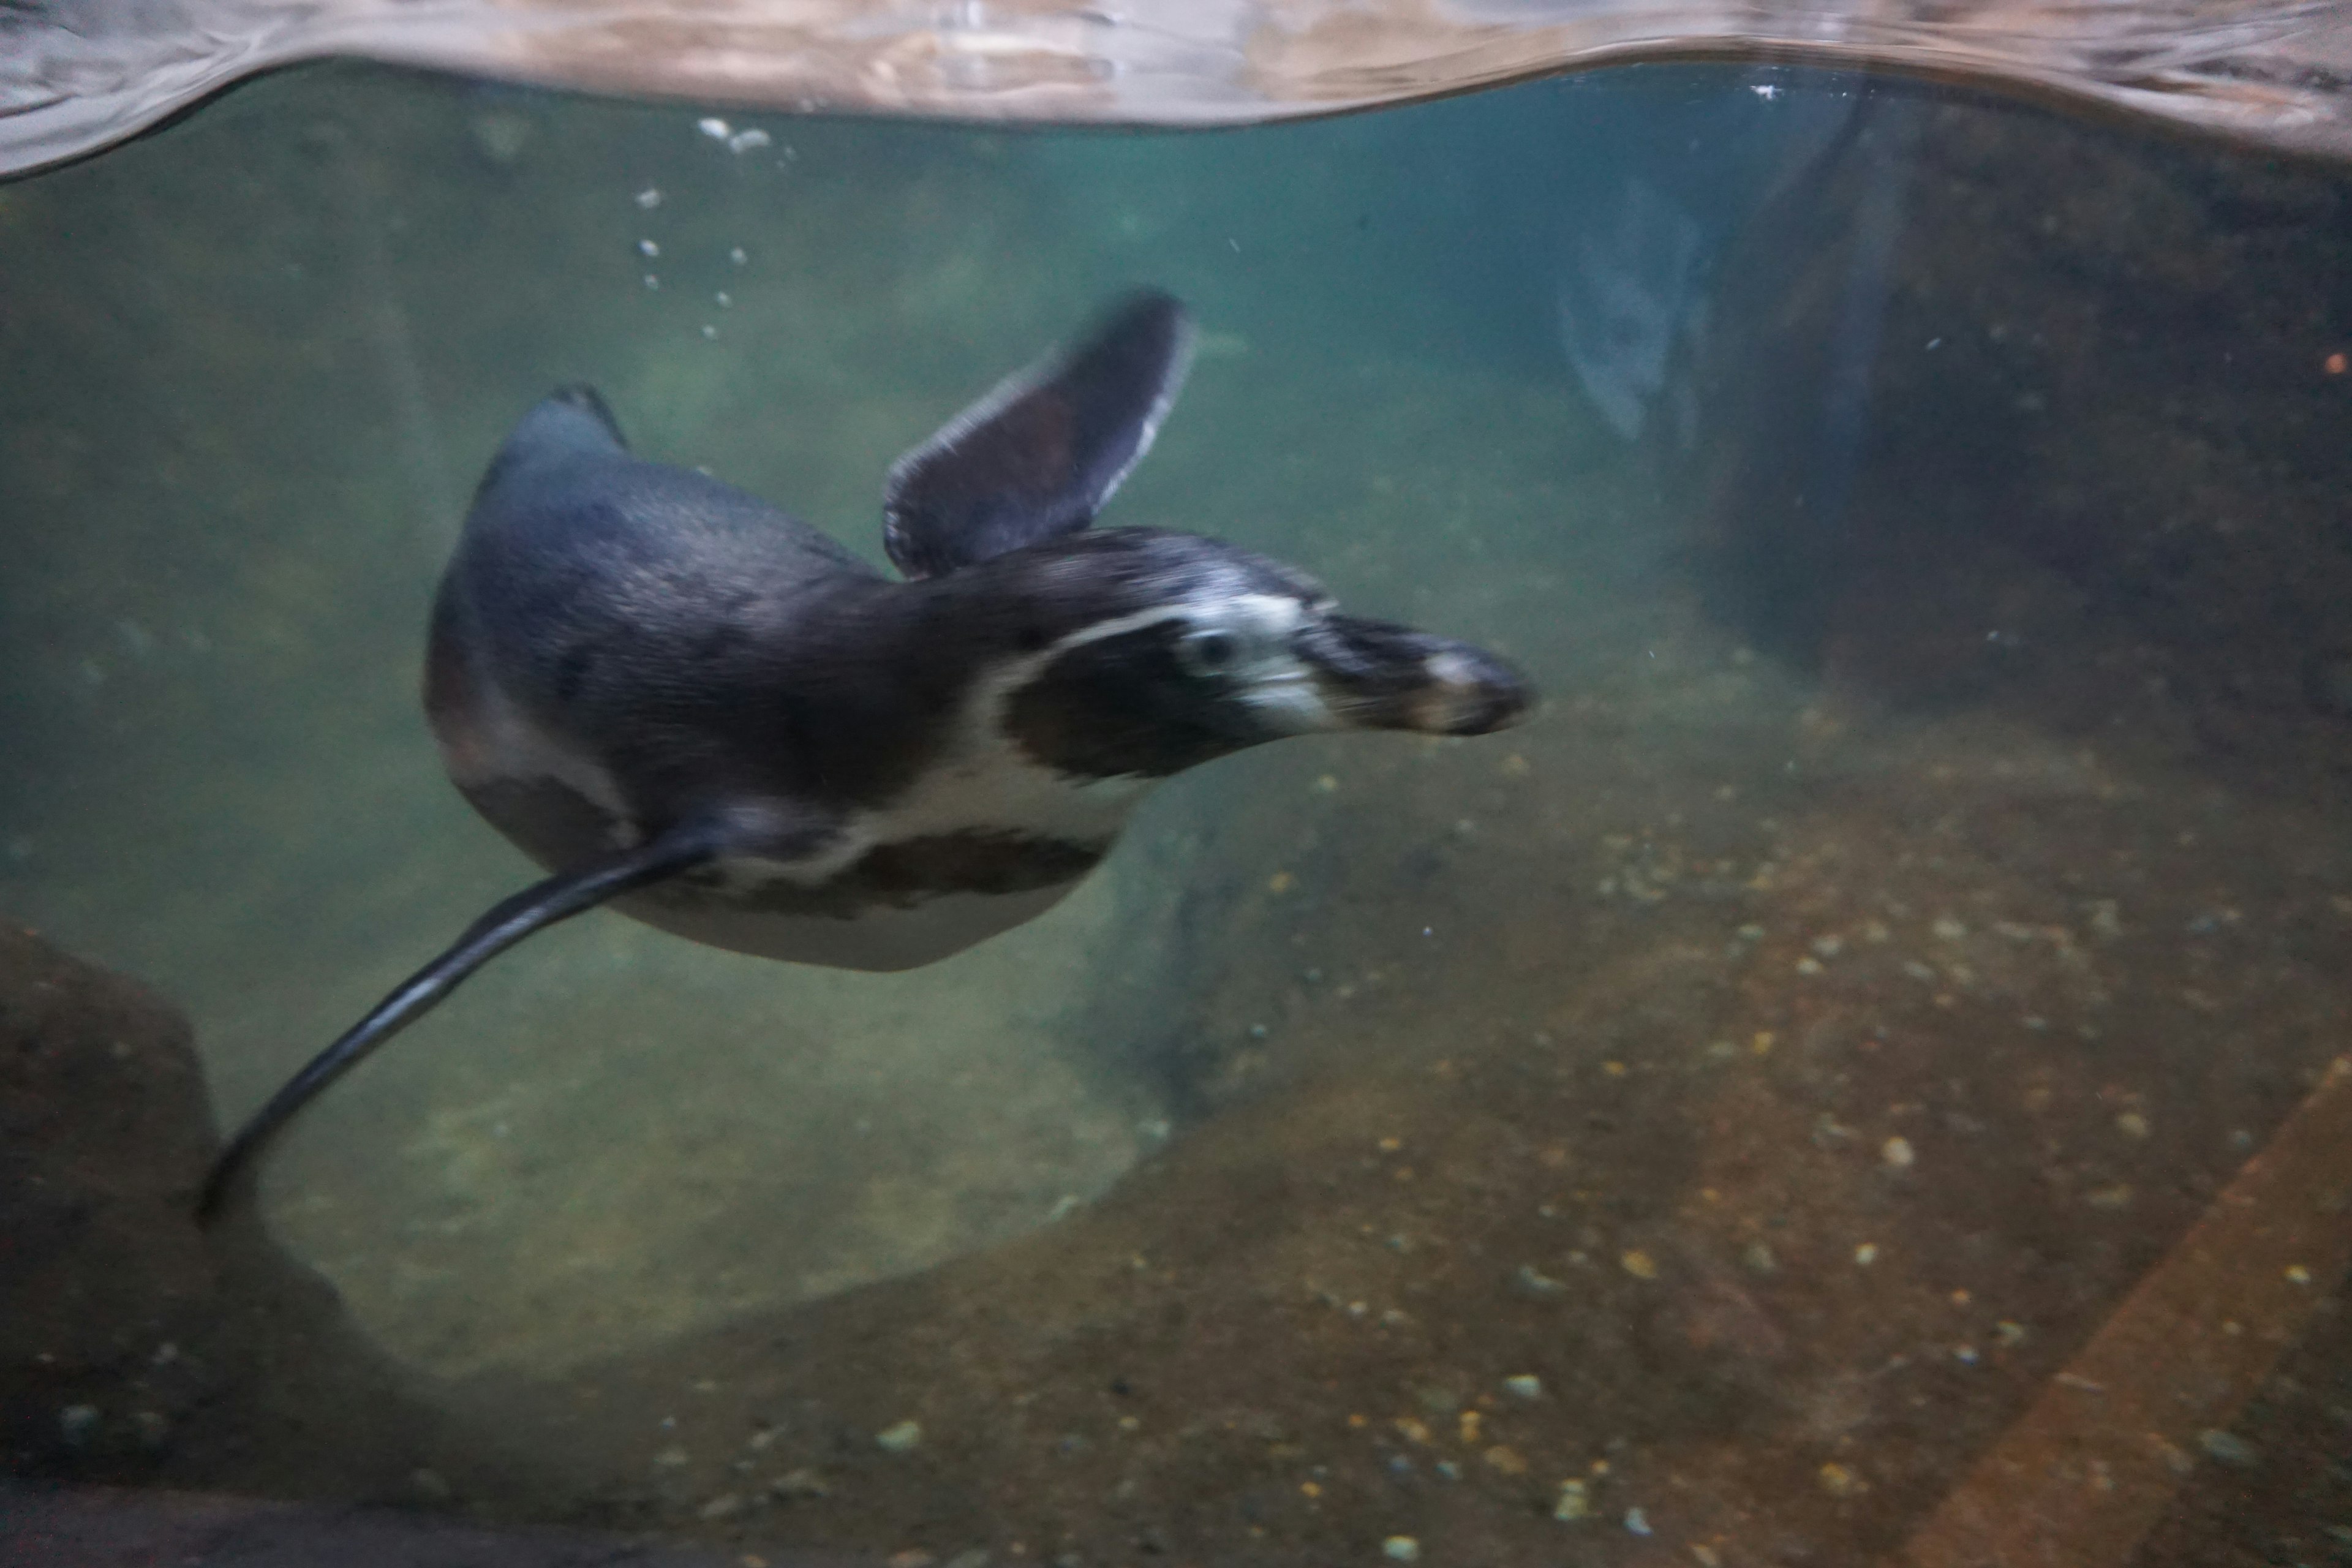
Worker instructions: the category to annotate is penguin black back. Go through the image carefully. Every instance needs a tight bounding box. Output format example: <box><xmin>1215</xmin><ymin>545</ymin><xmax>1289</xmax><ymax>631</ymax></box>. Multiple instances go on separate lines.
<box><xmin>200</xmin><ymin>291</ymin><xmax>1532</xmax><ymax>1221</ymax></box>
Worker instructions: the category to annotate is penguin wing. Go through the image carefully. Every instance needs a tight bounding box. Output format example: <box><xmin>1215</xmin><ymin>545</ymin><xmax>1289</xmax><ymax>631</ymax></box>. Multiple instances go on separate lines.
<box><xmin>882</xmin><ymin>289</ymin><xmax>1194</xmax><ymax>581</ymax></box>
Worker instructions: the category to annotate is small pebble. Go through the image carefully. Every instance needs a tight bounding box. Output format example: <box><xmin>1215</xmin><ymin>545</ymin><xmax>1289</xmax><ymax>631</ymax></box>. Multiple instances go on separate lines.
<box><xmin>1503</xmin><ymin>1374</ymin><xmax>1542</xmax><ymax>1401</ymax></box>
<box><xmin>1854</xmin><ymin>1243</ymin><xmax>1879</xmax><ymax>1266</ymax></box>
<box><xmin>2116</xmin><ymin>1111</ymin><xmax>2150</xmax><ymax>1139</ymax></box>
<box><xmin>638</xmin><ymin>238</ymin><xmax>660</xmax><ymax>257</ymax></box>
<box><xmin>58</xmin><ymin>1404</ymin><xmax>99</xmax><ymax>1447</ymax></box>
<box><xmin>1932</xmin><ymin>916</ymin><xmax>1968</xmax><ymax>940</ymax></box>
<box><xmin>1882</xmin><ymin>1136</ymin><xmax>1915</xmax><ymax>1169</ymax></box>
<box><xmin>1514</xmin><ymin>1264</ymin><xmax>1567</xmax><ymax>1298</ymax></box>
<box><xmin>1620</xmin><ymin>1250</ymin><xmax>1658</xmax><ymax>1280</ymax></box>
<box><xmin>653</xmin><ymin>1444</ymin><xmax>690</xmax><ymax>1468</ymax></box>
<box><xmin>772</xmin><ymin>1468</ymin><xmax>831</xmax><ymax>1499</ymax></box>
<box><xmin>1624</xmin><ymin>1507</ymin><xmax>1652</xmax><ymax>1537</ymax></box>
<box><xmin>1819</xmin><ymin>1461</ymin><xmax>1866</xmax><ymax>1497</ymax></box>
<box><xmin>699</xmin><ymin>1493</ymin><xmax>745</xmax><ymax>1521</ymax></box>
<box><xmin>635</xmin><ymin>187</ymin><xmax>662</xmax><ymax>209</ymax></box>
<box><xmin>876</xmin><ymin>1420</ymin><xmax>923</xmax><ymax>1454</ymax></box>
<box><xmin>1553</xmin><ymin>1479</ymin><xmax>1592</xmax><ymax>1521</ymax></box>
<box><xmin>698</xmin><ymin>116</ymin><xmax>733</xmax><ymax>139</ymax></box>
<box><xmin>2197</xmin><ymin>1429</ymin><xmax>2258</xmax><ymax>1468</ymax></box>
<box><xmin>1381</xmin><ymin>1537</ymin><xmax>1420</xmax><ymax>1562</ymax></box>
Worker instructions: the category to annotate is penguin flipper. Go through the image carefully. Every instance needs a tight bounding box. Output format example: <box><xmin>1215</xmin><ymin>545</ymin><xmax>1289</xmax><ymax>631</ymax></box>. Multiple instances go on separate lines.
<box><xmin>197</xmin><ymin>823</ymin><xmax>726</xmax><ymax>1223</ymax></box>
<box><xmin>883</xmin><ymin>289</ymin><xmax>1195</xmax><ymax>580</ymax></box>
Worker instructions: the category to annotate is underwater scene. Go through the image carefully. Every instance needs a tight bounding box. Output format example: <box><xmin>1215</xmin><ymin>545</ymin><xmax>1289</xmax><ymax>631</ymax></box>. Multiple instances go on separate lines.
<box><xmin>4</xmin><ymin>54</ymin><xmax>2351</xmax><ymax>1568</ymax></box>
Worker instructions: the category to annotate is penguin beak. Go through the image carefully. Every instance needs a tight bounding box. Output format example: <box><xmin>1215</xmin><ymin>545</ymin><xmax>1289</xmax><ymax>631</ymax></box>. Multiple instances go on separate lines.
<box><xmin>1292</xmin><ymin>615</ymin><xmax>1533</xmax><ymax>736</ymax></box>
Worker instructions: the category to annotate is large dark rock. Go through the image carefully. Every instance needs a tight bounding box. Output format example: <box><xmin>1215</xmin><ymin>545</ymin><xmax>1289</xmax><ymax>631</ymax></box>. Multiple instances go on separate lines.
<box><xmin>0</xmin><ymin>919</ymin><xmax>456</xmax><ymax>1498</ymax></box>
<box><xmin>0</xmin><ymin>916</ymin><xmax>879</xmax><ymax>1566</ymax></box>
<box><xmin>2</xmin><ymin>920</ymin><xmax>216</xmax><ymax>1434</ymax></box>
<box><xmin>1679</xmin><ymin>83</ymin><xmax>2352</xmax><ymax>798</ymax></box>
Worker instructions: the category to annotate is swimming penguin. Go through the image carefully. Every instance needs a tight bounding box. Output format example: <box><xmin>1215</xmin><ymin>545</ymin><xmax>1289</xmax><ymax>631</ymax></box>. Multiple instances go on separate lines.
<box><xmin>198</xmin><ymin>290</ymin><xmax>1531</xmax><ymax>1219</ymax></box>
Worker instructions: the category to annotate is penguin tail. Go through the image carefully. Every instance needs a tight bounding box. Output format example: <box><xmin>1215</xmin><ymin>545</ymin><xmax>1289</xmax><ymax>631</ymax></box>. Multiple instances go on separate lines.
<box><xmin>196</xmin><ymin>822</ymin><xmax>726</xmax><ymax>1224</ymax></box>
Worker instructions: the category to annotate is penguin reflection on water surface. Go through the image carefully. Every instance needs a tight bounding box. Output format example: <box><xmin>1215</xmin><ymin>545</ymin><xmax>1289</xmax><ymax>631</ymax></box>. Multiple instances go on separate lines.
<box><xmin>198</xmin><ymin>290</ymin><xmax>1532</xmax><ymax>1219</ymax></box>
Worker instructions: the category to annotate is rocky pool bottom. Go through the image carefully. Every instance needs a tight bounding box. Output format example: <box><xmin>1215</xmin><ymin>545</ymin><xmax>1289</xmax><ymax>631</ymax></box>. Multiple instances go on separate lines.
<box><xmin>8</xmin><ymin>599</ymin><xmax>2351</xmax><ymax>1566</ymax></box>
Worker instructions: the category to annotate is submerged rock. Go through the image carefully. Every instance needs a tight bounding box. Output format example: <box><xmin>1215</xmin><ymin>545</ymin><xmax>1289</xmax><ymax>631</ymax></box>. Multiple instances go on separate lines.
<box><xmin>0</xmin><ymin>919</ymin><xmax>466</xmax><ymax>1498</ymax></box>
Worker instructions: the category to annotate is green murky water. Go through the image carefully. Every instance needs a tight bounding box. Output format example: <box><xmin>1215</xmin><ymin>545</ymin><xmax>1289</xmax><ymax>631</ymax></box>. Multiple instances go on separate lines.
<box><xmin>6</xmin><ymin>58</ymin><xmax>2351</xmax><ymax>1566</ymax></box>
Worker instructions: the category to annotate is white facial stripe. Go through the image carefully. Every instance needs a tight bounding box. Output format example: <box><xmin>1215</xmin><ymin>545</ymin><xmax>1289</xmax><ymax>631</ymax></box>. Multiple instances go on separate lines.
<box><xmin>1031</xmin><ymin>590</ymin><xmax>1309</xmax><ymax>659</ymax></box>
<box><xmin>1038</xmin><ymin>601</ymin><xmax>1194</xmax><ymax>655</ymax></box>
<box><xmin>867</xmin><ymin>589</ymin><xmax>1319</xmax><ymax>841</ymax></box>
<box><xmin>858</xmin><ymin>613</ymin><xmax>1166</xmax><ymax>845</ymax></box>
<box><xmin>1074</xmin><ymin>592</ymin><xmax>1334</xmax><ymax>734</ymax></box>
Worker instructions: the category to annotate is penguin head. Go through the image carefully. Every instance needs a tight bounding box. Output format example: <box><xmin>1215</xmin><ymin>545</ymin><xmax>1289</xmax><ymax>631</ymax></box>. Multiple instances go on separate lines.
<box><xmin>966</xmin><ymin>527</ymin><xmax>1531</xmax><ymax>782</ymax></box>
<box><xmin>879</xmin><ymin>288</ymin><xmax>1532</xmax><ymax>783</ymax></box>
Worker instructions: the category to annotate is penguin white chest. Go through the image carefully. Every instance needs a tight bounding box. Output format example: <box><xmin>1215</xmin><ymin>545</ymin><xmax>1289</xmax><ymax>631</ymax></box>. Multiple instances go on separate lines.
<box><xmin>622</xmin><ymin>725</ymin><xmax>1157</xmax><ymax>971</ymax></box>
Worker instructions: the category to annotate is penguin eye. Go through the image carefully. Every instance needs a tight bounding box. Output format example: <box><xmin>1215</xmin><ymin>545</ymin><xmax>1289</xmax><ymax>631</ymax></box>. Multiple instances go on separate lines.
<box><xmin>1177</xmin><ymin>628</ymin><xmax>1241</xmax><ymax>677</ymax></box>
